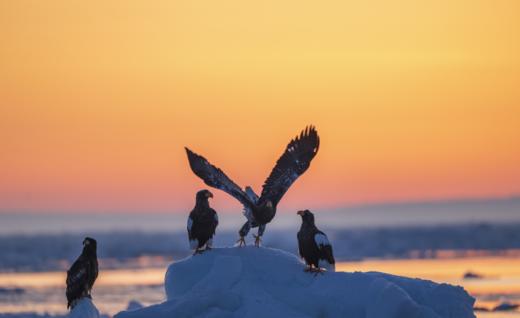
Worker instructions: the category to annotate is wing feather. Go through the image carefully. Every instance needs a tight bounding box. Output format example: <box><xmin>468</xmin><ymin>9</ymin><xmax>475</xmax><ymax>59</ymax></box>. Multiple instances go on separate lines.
<box><xmin>66</xmin><ymin>267</ymin><xmax>86</xmax><ymax>287</ymax></box>
<box><xmin>66</xmin><ymin>258</ymin><xmax>90</xmax><ymax>308</ymax></box>
<box><xmin>187</xmin><ymin>215</ymin><xmax>194</xmax><ymax>233</ymax></box>
<box><xmin>315</xmin><ymin>232</ymin><xmax>335</xmax><ymax>266</ymax></box>
<box><xmin>259</xmin><ymin>126</ymin><xmax>320</xmax><ymax>206</ymax></box>
<box><xmin>185</xmin><ymin>148</ymin><xmax>253</xmax><ymax>209</ymax></box>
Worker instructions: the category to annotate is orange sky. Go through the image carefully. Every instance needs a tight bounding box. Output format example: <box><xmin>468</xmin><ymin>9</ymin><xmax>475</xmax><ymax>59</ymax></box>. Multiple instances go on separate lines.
<box><xmin>1</xmin><ymin>0</ymin><xmax>519</xmax><ymax>214</ymax></box>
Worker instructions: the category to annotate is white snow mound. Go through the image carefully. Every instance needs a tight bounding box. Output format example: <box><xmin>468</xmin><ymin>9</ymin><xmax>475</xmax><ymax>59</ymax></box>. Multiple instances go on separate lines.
<box><xmin>68</xmin><ymin>298</ymin><xmax>100</xmax><ymax>318</ymax></box>
<box><xmin>115</xmin><ymin>247</ymin><xmax>475</xmax><ymax>318</ymax></box>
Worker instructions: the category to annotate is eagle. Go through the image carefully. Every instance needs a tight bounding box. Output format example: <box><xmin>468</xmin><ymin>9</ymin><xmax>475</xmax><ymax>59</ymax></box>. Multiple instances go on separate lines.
<box><xmin>66</xmin><ymin>237</ymin><xmax>98</xmax><ymax>309</ymax></box>
<box><xmin>185</xmin><ymin>126</ymin><xmax>319</xmax><ymax>247</ymax></box>
<box><xmin>297</xmin><ymin>210</ymin><xmax>335</xmax><ymax>273</ymax></box>
<box><xmin>187</xmin><ymin>189</ymin><xmax>219</xmax><ymax>254</ymax></box>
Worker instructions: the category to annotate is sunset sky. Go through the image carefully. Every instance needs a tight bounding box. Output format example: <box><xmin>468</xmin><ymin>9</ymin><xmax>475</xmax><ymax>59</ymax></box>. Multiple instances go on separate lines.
<box><xmin>1</xmin><ymin>0</ymin><xmax>519</xmax><ymax>214</ymax></box>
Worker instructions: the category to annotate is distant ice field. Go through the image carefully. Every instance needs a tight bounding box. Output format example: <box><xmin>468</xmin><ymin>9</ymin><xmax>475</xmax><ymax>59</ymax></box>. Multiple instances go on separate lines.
<box><xmin>1</xmin><ymin>197</ymin><xmax>519</xmax><ymax>235</ymax></box>
<box><xmin>0</xmin><ymin>197</ymin><xmax>519</xmax><ymax>273</ymax></box>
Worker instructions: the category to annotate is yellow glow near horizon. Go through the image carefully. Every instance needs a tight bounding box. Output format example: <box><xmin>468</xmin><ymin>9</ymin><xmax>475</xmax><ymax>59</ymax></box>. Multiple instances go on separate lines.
<box><xmin>3</xmin><ymin>256</ymin><xmax>520</xmax><ymax>295</ymax></box>
<box><xmin>0</xmin><ymin>0</ymin><xmax>519</xmax><ymax>213</ymax></box>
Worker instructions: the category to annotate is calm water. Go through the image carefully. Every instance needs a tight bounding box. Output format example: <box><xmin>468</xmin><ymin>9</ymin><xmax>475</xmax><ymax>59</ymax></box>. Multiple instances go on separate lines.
<box><xmin>0</xmin><ymin>255</ymin><xmax>519</xmax><ymax>317</ymax></box>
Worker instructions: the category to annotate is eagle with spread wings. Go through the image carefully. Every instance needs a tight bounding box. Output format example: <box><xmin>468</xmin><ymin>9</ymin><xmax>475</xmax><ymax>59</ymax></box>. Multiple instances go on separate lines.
<box><xmin>185</xmin><ymin>126</ymin><xmax>319</xmax><ymax>247</ymax></box>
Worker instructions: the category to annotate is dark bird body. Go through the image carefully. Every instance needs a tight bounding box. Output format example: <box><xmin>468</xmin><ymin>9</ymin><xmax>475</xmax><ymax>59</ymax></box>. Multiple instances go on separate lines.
<box><xmin>187</xmin><ymin>190</ymin><xmax>218</xmax><ymax>253</ymax></box>
<box><xmin>66</xmin><ymin>237</ymin><xmax>98</xmax><ymax>309</ymax></box>
<box><xmin>297</xmin><ymin>210</ymin><xmax>335</xmax><ymax>272</ymax></box>
<box><xmin>185</xmin><ymin>126</ymin><xmax>319</xmax><ymax>246</ymax></box>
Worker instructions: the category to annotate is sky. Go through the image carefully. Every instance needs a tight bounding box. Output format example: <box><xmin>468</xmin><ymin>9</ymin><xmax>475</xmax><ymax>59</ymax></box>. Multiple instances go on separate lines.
<box><xmin>0</xmin><ymin>0</ymin><xmax>519</xmax><ymax>214</ymax></box>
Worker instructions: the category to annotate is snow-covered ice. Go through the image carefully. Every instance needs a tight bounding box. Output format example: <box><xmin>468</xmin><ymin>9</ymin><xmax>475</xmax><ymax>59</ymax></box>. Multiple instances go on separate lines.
<box><xmin>68</xmin><ymin>298</ymin><xmax>99</xmax><ymax>318</ymax></box>
<box><xmin>115</xmin><ymin>247</ymin><xmax>475</xmax><ymax>318</ymax></box>
<box><xmin>0</xmin><ymin>299</ymin><xmax>109</xmax><ymax>318</ymax></box>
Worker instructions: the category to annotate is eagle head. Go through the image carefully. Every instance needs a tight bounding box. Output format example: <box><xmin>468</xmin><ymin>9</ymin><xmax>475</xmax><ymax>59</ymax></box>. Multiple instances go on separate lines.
<box><xmin>82</xmin><ymin>237</ymin><xmax>97</xmax><ymax>254</ymax></box>
<box><xmin>83</xmin><ymin>237</ymin><xmax>96</xmax><ymax>246</ymax></box>
<box><xmin>195</xmin><ymin>189</ymin><xmax>213</xmax><ymax>208</ymax></box>
<box><xmin>297</xmin><ymin>209</ymin><xmax>315</xmax><ymax>224</ymax></box>
<box><xmin>196</xmin><ymin>189</ymin><xmax>213</xmax><ymax>200</ymax></box>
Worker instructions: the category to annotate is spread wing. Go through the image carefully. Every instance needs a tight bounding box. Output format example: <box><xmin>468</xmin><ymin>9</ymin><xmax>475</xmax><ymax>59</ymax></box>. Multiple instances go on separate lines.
<box><xmin>185</xmin><ymin>148</ymin><xmax>253</xmax><ymax>209</ymax></box>
<box><xmin>258</xmin><ymin>126</ymin><xmax>319</xmax><ymax>206</ymax></box>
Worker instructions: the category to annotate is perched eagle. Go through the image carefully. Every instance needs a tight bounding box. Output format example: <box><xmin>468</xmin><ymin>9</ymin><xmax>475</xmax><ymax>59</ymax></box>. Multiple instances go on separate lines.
<box><xmin>185</xmin><ymin>126</ymin><xmax>319</xmax><ymax>247</ymax></box>
<box><xmin>297</xmin><ymin>210</ymin><xmax>335</xmax><ymax>273</ymax></box>
<box><xmin>66</xmin><ymin>237</ymin><xmax>98</xmax><ymax>309</ymax></box>
<box><xmin>187</xmin><ymin>189</ymin><xmax>218</xmax><ymax>254</ymax></box>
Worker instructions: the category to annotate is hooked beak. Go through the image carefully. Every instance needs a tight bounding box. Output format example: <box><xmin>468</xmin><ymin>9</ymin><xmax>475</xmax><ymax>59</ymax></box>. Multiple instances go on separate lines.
<box><xmin>297</xmin><ymin>210</ymin><xmax>305</xmax><ymax>216</ymax></box>
<box><xmin>206</xmin><ymin>192</ymin><xmax>213</xmax><ymax>198</ymax></box>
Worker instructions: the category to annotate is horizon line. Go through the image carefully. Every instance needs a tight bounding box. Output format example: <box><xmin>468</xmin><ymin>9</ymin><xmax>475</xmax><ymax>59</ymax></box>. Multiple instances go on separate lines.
<box><xmin>1</xmin><ymin>194</ymin><xmax>518</xmax><ymax>215</ymax></box>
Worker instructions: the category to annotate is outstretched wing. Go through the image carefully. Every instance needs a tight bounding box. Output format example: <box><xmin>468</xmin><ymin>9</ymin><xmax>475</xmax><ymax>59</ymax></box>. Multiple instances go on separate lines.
<box><xmin>258</xmin><ymin>126</ymin><xmax>319</xmax><ymax>206</ymax></box>
<box><xmin>185</xmin><ymin>148</ymin><xmax>253</xmax><ymax>209</ymax></box>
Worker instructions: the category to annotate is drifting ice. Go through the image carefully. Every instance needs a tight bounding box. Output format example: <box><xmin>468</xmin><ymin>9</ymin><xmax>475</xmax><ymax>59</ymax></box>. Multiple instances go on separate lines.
<box><xmin>115</xmin><ymin>247</ymin><xmax>475</xmax><ymax>318</ymax></box>
<box><xmin>68</xmin><ymin>298</ymin><xmax>99</xmax><ymax>318</ymax></box>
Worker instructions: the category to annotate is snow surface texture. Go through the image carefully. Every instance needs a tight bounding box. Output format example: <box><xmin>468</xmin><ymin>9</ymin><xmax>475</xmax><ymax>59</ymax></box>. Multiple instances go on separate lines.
<box><xmin>68</xmin><ymin>298</ymin><xmax>100</xmax><ymax>318</ymax></box>
<box><xmin>115</xmin><ymin>247</ymin><xmax>475</xmax><ymax>318</ymax></box>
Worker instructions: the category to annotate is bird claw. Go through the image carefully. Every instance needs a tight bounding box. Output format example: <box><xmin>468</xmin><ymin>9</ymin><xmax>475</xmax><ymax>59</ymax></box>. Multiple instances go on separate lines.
<box><xmin>313</xmin><ymin>268</ymin><xmax>326</xmax><ymax>276</ymax></box>
<box><xmin>236</xmin><ymin>236</ymin><xmax>246</xmax><ymax>247</ymax></box>
<box><xmin>304</xmin><ymin>267</ymin><xmax>325</xmax><ymax>275</ymax></box>
<box><xmin>253</xmin><ymin>234</ymin><xmax>261</xmax><ymax>247</ymax></box>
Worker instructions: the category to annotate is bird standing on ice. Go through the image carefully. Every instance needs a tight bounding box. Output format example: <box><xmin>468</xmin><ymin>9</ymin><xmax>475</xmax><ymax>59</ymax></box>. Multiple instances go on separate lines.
<box><xmin>187</xmin><ymin>189</ymin><xmax>219</xmax><ymax>254</ymax></box>
<box><xmin>66</xmin><ymin>237</ymin><xmax>99</xmax><ymax>309</ymax></box>
<box><xmin>297</xmin><ymin>210</ymin><xmax>335</xmax><ymax>273</ymax></box>
<box><xmin>185</xmin><ymin>126</ymin><xmax>319</xmax><ymax>247</ymax></box>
